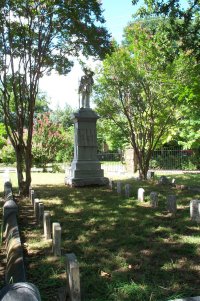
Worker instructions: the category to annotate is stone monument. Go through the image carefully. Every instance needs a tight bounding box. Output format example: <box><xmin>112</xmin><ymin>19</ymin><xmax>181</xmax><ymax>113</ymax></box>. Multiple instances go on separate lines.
<box><xmin>65</xmin><ymin>69</ymin><xmax>109</xmax><ymax>187</ymax></box>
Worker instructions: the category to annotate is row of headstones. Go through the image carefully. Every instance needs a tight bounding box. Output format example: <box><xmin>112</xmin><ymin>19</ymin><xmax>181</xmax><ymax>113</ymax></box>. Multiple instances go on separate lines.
<box><xmin>0</xmin><ymin>178</ymin><xmax>41</xmax><ymax>301</ymax></box>
<box><xmin>29</xmin><ymin>187</ymin><xmax>81</xmax><ymax>301</ymax></box>
<box><xmin>110</xmin><ymin>180</ymin><xmax>200</xmax><ymax>221</ymax></box>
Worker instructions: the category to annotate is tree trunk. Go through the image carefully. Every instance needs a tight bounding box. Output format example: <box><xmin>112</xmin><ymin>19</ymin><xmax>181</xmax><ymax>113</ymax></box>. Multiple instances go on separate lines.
<box><xmin>136</xmin><ymin>153</ymin><xmax>149</xmax><ymax>180</ymax></box>
<box><xmin>15</xmin><ymin>143</ymin><xmax>32</xmax><ymax>196</ymax></box>
<box><xmin>24</xmin><ymin>146</ymin><xmax>32</xmax><ymax>196</ymax></box>
<box><xmin>15</xmin><ymin>145</ymin><xmax>26</xmax><ymax>195</ymax></box>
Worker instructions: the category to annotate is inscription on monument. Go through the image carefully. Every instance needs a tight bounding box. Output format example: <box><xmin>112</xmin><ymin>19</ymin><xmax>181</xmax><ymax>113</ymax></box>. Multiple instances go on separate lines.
<box><xmin>78</xmin><ymin>128</ymin><xmax>97</xmax><ymax>146</ymax></box>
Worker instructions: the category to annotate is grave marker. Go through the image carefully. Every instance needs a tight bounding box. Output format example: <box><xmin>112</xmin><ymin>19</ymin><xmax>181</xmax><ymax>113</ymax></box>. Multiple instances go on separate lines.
<box><xmin>109</xmin><ymin>179</ymin><xmax>114</xmax><ymax>190</ymax></box>
<box><xmin>125</xmin><ymin>184</ymin><xmax>130</xmax><ymax>198</ymax></box>
<box><xmin>167</xmin><ymin>195</ymin><xmax>177</xmax><ymax>214</ymax></box>
<box><xmin>34</xmin><ymin>199</ymin><xmax>40</xmax><ymax>220</ymax></box>
<box><xmin>30</xmin><ymin>190</ymin><xmax>35</xmax><ymax>205</ymax></box>
<box><xmin>150</xmin><ymin>192</ymin><xmax>158</xmax><ymax>208</ymax></box>
<box><xmin>147</xmin><ymin>171</ymin><xmax>154</xmax><ymax>180</ymax></box>
<box><xmin>38</xmin><ymin>202</ymin><xmax>44</xmax><ymax>225</ymax></box>
<box><xmin>190</xmin><ymin>200</ymin><xmax>200</xmax><ymax>222</ymax></box>
<box><xmin>44</xmin><ymin>211</ymin><xmax>51</xmax><ymax>240</ymax></box>
<box><xmin>138</xmin><ymin>188</ymin><xmax>145</xmax><ymax>202</ymax></box>
<box><xmin>116</xmin><ymin>182</ymin><xmax>121</xmax><ymax>194</ymax></box>
<box><xmin>52</xmin><ymin>222</ymin><xmax>61</xmax><ymax>256</ymax></box>
<box><xmin>65</xmin><ymin>253</ymin><xmax>81</xmax><ymax>301</ymax></box>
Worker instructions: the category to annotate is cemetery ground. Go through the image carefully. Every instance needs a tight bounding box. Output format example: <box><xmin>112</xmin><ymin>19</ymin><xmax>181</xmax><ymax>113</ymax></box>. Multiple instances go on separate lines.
<box><xmin>0</xmin><ymin>172</ymin><xmax>200</xmax><ymax>301</ymax></box>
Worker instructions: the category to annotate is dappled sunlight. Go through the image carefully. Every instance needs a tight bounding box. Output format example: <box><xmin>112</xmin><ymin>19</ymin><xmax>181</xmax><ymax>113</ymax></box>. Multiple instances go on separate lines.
<box><xmin>5</xmin><ymin>172</ymin><xmax>199</xmax><ymax>300</ymax></box>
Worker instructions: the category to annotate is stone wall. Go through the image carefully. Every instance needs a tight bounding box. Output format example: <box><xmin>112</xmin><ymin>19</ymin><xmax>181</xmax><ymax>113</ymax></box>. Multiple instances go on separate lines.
<box><xmin>0</xmin><ymin>180</ymin><xmax>41</xmax><ymax>300</ymax></box>
<box><xmin>124</xmin><ymin>147</ymin><xmax>138</xmax><ymax>173</ymax></box>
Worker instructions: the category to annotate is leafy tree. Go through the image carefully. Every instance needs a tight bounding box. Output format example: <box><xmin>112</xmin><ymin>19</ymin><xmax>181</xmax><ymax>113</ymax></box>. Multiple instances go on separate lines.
<box><xmin>132</xmin><ymin>0</ymin><xmax>200</xmax><ymax>61</ymax></box>
<box><xmin>35</xmin><ymin>92</ymin><xmax>51</xmax><ymax>116</ymax></box>
<box><xmin>0</xmin><ymin>123</ymin><xmax>7</xmax><ymax>149</ymax></box>
<box><xmin>94</xmin><ymin>22</ymin><xmax>190</xmax><ymax>179</ymax></box>
<box><xmin>50</xmin><ymin>104</ymin><xmax>73</xmax><ymax>130</ymax></box>
<box><xmin>32</xmin><ymin>113</ymin><xmax>70</xmax><ymax>167</ymax></box>
<box><xmin>170</xmin><ymin>53</ymin><xmax>200</xmax><ymax>150</ymax></box>
<box><xmin>1</xmin><ymin>142</ymin><xmax>16</xmax><ymax>165</ymax></box>
<box><xmin>96</xmin><ymin>118</ymin><xmax>127</xmax><ymax>152</ymax></box>
<box><xmin>0</xmin><ymin>0</ymin><xmax>111</xmax><ymax>195</ymax></box>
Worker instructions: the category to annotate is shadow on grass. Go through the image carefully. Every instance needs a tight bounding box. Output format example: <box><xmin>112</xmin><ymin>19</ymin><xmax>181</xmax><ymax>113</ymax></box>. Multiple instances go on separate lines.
<box><xmin>27</xmin><ymin>178</ymin><xmax>200</xmax><ymax>301</ymax></box>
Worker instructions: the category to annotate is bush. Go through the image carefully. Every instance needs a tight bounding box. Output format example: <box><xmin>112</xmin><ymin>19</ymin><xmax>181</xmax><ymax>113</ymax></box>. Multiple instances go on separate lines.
<box><xmin>1</xmin><ymin>144</ymin><xmax>16</xmax><ymax>165</ymax></box>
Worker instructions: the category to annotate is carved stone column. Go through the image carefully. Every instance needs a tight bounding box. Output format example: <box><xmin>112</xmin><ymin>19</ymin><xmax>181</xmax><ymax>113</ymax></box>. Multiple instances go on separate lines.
<box><xmin>65</xmin><ymin>108</ymin><xmax>108</xmax><ymax>187</ymax></box>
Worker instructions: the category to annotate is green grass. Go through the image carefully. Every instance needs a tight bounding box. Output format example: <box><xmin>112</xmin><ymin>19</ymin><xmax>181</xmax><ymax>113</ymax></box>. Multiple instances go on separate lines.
<box><xmin>0</xmin><ymin>172</ymin><xmax>200</xmax><ymax>300</ymax></box>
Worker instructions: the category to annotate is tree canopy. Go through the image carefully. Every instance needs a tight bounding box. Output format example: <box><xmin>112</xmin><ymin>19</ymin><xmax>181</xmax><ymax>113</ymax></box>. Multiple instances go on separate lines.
<box><xmin>132</xmin><ymin>0</ymin><xmax>200</xmax><ymax>60</ymax></box>
<box><xmin>0</xmin><ymin>0</ymin><xmax>111</xmax><ymax>194</ymax></box>
<box><xmin>94</xmin><ymin>19</ymin><xmax>199</xmax><ymax>178</ymax></box>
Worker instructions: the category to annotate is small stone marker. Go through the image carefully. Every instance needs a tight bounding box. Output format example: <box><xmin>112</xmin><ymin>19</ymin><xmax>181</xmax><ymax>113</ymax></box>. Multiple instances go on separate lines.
<box><xmin>147</xmin><ymin>171</ymin><xmax>154</xmax><ymax>180</ymax></box>
<box><xmin>34</xmin><ymin>199</ymin><xmax>40</xmax><ymax>220</ymax></box>
<box><xmin>125</xmin><ymin>184</ymin><xmax>130</xmax><ymax>198</ymax></box>
<box><xmin>38</xmin><ymin>202</ymin><xmax>44</xmax><ymax>225</ymax></box>
<box><xmin>138</xmin><ymin>188</ymin><xmax>145</xmax><ymax>202</ymax></box>
<box><xmin>30</xmin><ymin>190</ymin><xmax>35</xmax><ymax>205</ymax></box>
<box><xmin>150</xmin><ymin>192</ymin><xmax>158</xmax><ymax>208</ymax></box>
<box><xmin>159</xmin><ymin>176</ymin><xmax>170</xmax><ymax>185</ymax></box>
<box><xmin>190</xmin><ymin>200</ymin><xmax>200</xmax><ymax>223</ymax></box>
<box><xmin>167</xmin><ymin>195</ymin><xmax>177</xmax><ymax>214</ymax></box>
<box><xmin>29</xmin><ymin>186</ymin><xmax>32</xmax><ymax>199</ymax></box>
<box><xmin>52</xmin><ymin>222</ymin><xmax>61</xmax><ymax>256</ymax></box>
<box><xmin>44</xmin><ymin>211</ymin><xmax>51</xmax><ymax>240</ymax></box>
<box><xmin>116</xmin><ymin>182</ymin><xmax>121</xmax><ymax>194</ymax></box>
<box><xmin>65</xmin><ymin>253</ymin><xmax>81</xmax><ymax>301</ymax></box>
<box><xmin>109</xmin><ymin>179</ymin><xmax>114</xmax><ymax>190</ymax></box>
<box><xmin>172</xmin><ymin>178</ymin><xmax>176</xmax><ymax>184</ymax></box>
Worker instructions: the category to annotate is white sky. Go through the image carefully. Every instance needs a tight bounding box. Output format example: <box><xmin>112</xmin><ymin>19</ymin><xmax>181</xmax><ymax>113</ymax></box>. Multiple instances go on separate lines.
<box><xmin>39</xmin><ymin>1</ymin><xmax>135</xmax><ymax>110</ymax></box>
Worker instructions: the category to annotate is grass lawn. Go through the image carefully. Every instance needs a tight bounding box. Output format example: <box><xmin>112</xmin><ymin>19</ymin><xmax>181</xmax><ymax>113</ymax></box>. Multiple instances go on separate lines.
<box><xmin>0</xmin><ymin>172</ymin><xmax>200</xmax><ymax>301</ymax></box>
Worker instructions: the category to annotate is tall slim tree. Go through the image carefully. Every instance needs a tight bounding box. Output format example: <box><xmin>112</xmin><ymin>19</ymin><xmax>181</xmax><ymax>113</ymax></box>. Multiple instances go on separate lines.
<box><xmin>0</xmin><ymin>0</ymin><xmax>111</xmax><ymax>195</ymax></box>
<box><xmin>95</xmin><ymin>22</ymin><xmax>191</xmax><ymax>179</ymax></box>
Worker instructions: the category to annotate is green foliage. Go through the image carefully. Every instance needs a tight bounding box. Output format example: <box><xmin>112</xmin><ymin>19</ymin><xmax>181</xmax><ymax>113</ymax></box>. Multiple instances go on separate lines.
<box><xmin>0</xmin><ymin>123</ymin><xmax>7</xmax><ymax>149</ymax></box>
<box><xmin>94</xmin><ymin>21</ymin><xmax>186</xmax><ymax>178</ymax></box>
<box><xmin>55</xmin><ymin>126</ymin><xmax>74</xmax><ymax>163</ymax></box>
<box><xmin>97</xmin><ymin>119</ymin><xmax>127</xmax><ymax>151</ymax></box>
<box><xmin>35</xmin><ymin>93</ymin><xmax>51</xmax><ymax>116</ymax></box>
<box><xmin>32</xmin><ymin>113</ymin><xmax>72</xmax><ymax>166</ymax></box>
<box><xmin>132</xmin><ymin>0</ymin><xmax>200</xmax><ymax>60</ymax></box>
<box><xmin>1</xmin><ymin>143</ymin><xmax>16</xmax><ymax>165</ymax></box>
<box><xmin>14</xmin><ymin>172</ymin><xmax>200</xmax><ymax>301</ymax></box>
<box><xmin>50</xmin><ymin>104</ymin><xmax>73</xmax><ymax>130</ymax></box>
<box><xmin>0</xmin><ymin>0</ymin><xmax>111</xmax><ymax>194</ymax></box>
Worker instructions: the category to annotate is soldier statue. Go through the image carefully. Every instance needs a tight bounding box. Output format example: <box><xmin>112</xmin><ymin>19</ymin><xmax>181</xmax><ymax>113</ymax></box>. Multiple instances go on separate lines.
<box><xmin>78</xmin><ymin>68</ymin><xmax>94</xmax><ymax>108</ymax></box>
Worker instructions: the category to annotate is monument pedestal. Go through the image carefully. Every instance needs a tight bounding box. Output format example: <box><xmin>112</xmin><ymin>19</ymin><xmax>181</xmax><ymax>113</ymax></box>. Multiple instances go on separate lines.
<box><xmin>65</xmin><ymin>108</ymin><xmax>108</xmax><ymax>187</ymax></box>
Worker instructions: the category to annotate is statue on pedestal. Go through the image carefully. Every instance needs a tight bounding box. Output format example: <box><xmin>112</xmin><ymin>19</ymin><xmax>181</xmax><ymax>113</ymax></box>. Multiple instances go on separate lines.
<box><xmin>78</xmin><ymin>68</ymin><xmax>94</xmax><ymax>108</ymax></box>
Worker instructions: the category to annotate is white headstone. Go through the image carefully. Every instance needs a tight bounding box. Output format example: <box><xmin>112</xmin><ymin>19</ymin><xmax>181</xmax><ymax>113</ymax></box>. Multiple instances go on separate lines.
<box><xmin>172</xmin><ymin>178</ymin><xmax>176</xmax><ymax>184</ymax></box>
<box><xmin>44</xmin><ymin>211</ymin><xmax>51</xmax><ymax>240</ymax></box>
<box><xmin>109</xmin><ymin>179</ymin><xmax>114</xmax><ymax>190</ymax></box>
<box><xmin>52</xmin><ymin>222</ymin><xmax>61</xmax><ymax>256</ymax></box>
<box><xmin>147</xmin><ymin>171</ymin><xmax>154</xmax><ymax>180</ymax></box>
<box><xmin>138</xmin><ymin>188</ymin><xmax>145</xmax><ymax>202</ymax></box>
<box><xmin>34</xmin><ymin>199</ymin><xmax>40</xmax><ymax>218</ymax></box>
<box><xmin>190</xmin><ymin>200</ymin><xmax>200</xmax><ymax>222</ymax></box>
<box><xmin>65</xmin><ymin>253</ymin><xmax>81</xmax><ymax>301</ymax></box>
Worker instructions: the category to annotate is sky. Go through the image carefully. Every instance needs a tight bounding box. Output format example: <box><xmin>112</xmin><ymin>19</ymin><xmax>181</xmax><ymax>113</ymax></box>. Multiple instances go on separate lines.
<box><xmin>39</xmin><ymin>1</ymin><xmax>136</xmax><ymax>110</ymax></box>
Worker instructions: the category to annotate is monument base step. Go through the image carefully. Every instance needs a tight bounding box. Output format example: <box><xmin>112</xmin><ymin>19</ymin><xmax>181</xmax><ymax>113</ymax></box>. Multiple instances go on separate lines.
<box><xmin>65</xmin><ymin>176</ymin><xmax>109</xmax><ymax>187</ymax></box>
